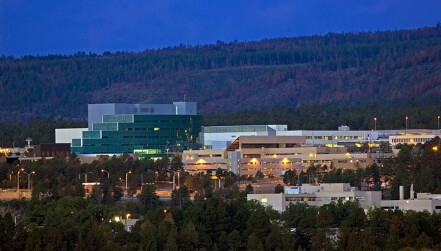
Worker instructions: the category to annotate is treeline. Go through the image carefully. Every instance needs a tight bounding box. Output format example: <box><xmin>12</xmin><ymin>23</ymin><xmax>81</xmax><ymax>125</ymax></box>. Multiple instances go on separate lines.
<box><xmin>0</xmin><ymin>26</ymin><xmax>441</xmax><ymax>121</ymax></box>
<box><xmin>0</xmin><ymin>118</ymin><xmax>86</xmax><ymax>148</ymax></box>
<box><xmin>1</xmin><ymin>98</ymin><xmax>440</xmax><ymax>147</ymax></box>
<box><xmin>2</xmin><ymin>196</ymin><xmax>441</xmax><ymax>250</ymax></box>
<box><xmin>204</xmin><ymin>98</ymin><xmax>441</xmax><ymax>130</ymax></box>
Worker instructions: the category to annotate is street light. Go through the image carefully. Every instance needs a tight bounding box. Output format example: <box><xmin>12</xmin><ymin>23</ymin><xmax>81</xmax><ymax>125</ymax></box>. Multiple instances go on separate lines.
<box><xmin>438</xmin><ymin>116</ymin><xmax>440</xmax><ymax>131</ymax></box>
<box><xmin>23</xmin><ymin>171</ymin><xmax>35</xmax><ymax>190</ymax></box>
<box><xmin>101</xmin><ymin>169</ymin><xmax>110</xmax><ymax>178</ymax></box>
<box><xmin>405</xmin><ymin>116</ymin><xmax>408</xmax><ymax>134</ymax></box>
<box><xmin>374</xmin><ymin>117</ymin><xmax>377</xmax><ymax>131</ymax></box>
<box><xmin>17</xmin><ymin>168</ymin><xmax>24</xmax><ymax>193</ymax></box>
<box><xmin>125</xmin><ymin>171</ymin><xmax>132</xmax><ymax>197</ymax></box>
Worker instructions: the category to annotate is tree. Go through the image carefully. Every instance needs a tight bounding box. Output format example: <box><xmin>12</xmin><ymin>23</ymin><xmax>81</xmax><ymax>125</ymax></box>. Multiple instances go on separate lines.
<box><xmin>283</xmin><ymin>170</ymin><xmax>297</xmax><ymax>185</ymax></box>
<box><xmin>178</xmin><ymin>221</ymin><xmax>199</xmax><ymax>250</ymax></box>
<box><xmin>246</xmin><ymin>233</ymin><xmax>264</xmax><ymax>251</ymax></box>
<box><xmin>165</xmin><ymin>226</ymin><xmax>179</xmax><ymax>251</ymax></box>
<box><xmin>227</xmin><ymin>230</ymin><xmax>242</xmax><ymax>251</ymax></box>
<box><xmin>138</xmin><ymin>184</ymin><xmax>159</xmax><ymax>210</ymax></box>
<box><xmin>0</xmin><ymin>213</ymin><xmax>15</xmax><ymax>251</ymax></box>
<box><xmin>265</xmin><ymin>223</ymin><xmax>283</xmax><ymax>251</ymax></box>
<box><xmin>170</xmin><ymin>157</ymin><xmax>183</xmax><ymax>171</ymax></box>
<box><xmin>246</xmin><ymin>208</ymin><xmax>271</xmax><ymax>240</ymax></box>
<box><xmin>183</xmin><ymin>175</ymin><xmax>202</xmax><ymax>191</ymax></box>
<box><xmin>245</xmin><ymin>184</ymin><xmax>254</xmax><ymax>194</ymax></box>
<box><xmin>255</xmin><ymin>170</ymin><xmax>264</xmax><ymax>181</ymax></box>
<box><xmin>274</xmin><ymin>184</ymin><xmax>284</xmax><ymax>193</ymax></box>
<box><xmin>171</xmin><ymin>185</ymin><xmax>190</xmax><ymax>208</ymax></box>
<box><xmin>139</xmin><ymin>220</ymin><xmax>157</xmax><ymax>251</ymax></box>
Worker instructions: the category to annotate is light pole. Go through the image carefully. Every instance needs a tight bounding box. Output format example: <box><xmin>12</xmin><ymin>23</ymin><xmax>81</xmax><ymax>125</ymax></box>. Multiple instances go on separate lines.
<box><xmin>125</xmin><ymin>171</ymin><xmax>132</xmax><ymax>197</ymax></box>
<box><xmin>101</xmin><ymin>169</ymin><xmax>110</xmax><ymax>178</ymax></box>
<box><xmin>166</xmin><ymin>148</ymin><xmax>169</xmax><ymax>158</ymax></box>
<box><xmin>23</xmin><ymin>171</ymin><xmax>35</xmax><ymax>190</ymax></box>
<box><xmin>17</xmin><ymin>168</ymin><xmax>24</xmax><ymax>193</ymax></box>
<box><xmin>405</xmin><ymin>116</ymin><xmax>408</xmax><ymax>134</ymax></box>
<box><xmin>438</xmin><ymin>116</ymin><xmax>440</xmax><ymax>131</ymax></box>
<box><xmin>374</xmin><ymin>117</ymin><xmax>377</xmax><ymax>131</ymax></box>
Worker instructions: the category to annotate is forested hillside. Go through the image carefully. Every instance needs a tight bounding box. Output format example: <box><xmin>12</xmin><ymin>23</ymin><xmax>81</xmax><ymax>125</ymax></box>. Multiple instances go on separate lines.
<box><xmin>1</xmin><ymin>25</ymin><xmax>441</xmax><ymax>122</ymax></box>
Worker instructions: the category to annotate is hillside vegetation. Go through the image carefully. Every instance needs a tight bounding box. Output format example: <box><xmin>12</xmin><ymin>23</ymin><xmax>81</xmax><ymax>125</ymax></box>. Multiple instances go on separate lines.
<box><xmin>1</xmin><ymin>25</ymin><xmax>441</xmax><ymax>123</ymax></box>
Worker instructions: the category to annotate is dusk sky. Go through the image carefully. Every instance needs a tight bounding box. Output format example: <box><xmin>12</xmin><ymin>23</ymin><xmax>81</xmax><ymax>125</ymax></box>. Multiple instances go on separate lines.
<box><xmin>1</xmin><ymin>0</ymin><xmax>440</xmax><ymax>57</ymax></box>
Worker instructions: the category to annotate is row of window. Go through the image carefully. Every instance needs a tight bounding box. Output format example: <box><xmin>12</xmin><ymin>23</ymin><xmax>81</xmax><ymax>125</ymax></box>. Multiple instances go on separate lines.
<box><xmin>82</xmin><ymin>143</ymin><xmax>166</xmax><ymax>147</ymax></box>
<box><xmin>390</xmin><ymin>138</ymin><xmax>433</xmax><ymax>143</ymax></box>
<box><xmin>121</xmin><ymin>135</ymin><xmax>173</xmax><ymax>139</ymax></box>
<box><xmin>134</xmin><ymin>120</ymin><xmax>191</xmax><ymax>123</ymax></box>
<box><xmin>286</xmin><ymin>196</ymin><xmax>354</xmax><ymax>202</ymax></box>
<box><xmin>306</xmin><ymin>136</ymin><xmax>364</xmax><ymax>140</ymax></box>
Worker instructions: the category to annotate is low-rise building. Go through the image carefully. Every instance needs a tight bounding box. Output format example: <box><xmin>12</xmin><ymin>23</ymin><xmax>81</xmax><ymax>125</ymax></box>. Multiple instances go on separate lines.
<box><xmin>183</xmin><ymin>135</ymin><xmax>391</xmax><ymax>178</ymax></box>
<box><xmin>247</xmin><ymin>183</ymin><xmax>382</xmax><ymax>212</ymax></box>
<box><xmin>389</xmin><ymin>132</ymin><xmax>440</xmax><ymax>146</ymax></box>
<box><xmin>248</xmin><ymin>183</ymin><xmax>441</xmax><ymax>213</ymax></box>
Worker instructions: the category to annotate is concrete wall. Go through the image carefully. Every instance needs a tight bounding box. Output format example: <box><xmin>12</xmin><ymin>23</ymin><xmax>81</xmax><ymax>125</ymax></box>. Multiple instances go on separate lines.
<box><xmin>55</xmin><ymin>128</ymin><xmax>88</xmax><ymax>144</ymax></box>
<box><xmin>248</xmin><ymin>193</ymin><xmax>284</xmax><ymax>212</ymax></box>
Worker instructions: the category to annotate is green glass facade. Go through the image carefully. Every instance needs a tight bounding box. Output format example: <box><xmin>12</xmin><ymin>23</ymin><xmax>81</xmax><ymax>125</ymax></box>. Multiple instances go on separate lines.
<box><xmin>71</xmin><ymin>114</ymin><xmax>201</xmax><ymax>158</ymax></box>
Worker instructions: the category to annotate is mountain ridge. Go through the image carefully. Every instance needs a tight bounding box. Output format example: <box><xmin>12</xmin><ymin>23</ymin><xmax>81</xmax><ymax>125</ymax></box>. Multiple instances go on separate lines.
<box><xmin>1</xmin><ymin>25</ymin><xmax>440</xmax><ymax>122</ymax></box>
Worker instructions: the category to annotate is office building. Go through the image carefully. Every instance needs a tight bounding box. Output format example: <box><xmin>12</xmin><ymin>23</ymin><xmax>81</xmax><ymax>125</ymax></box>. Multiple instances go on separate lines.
<box><xmin>183</xmin><ymin>135</ymin><xmax>390</xmax><ymax>178</ymax></box>
<box><xmin>247</xmin><ymin>183</ymin><xmax>382</xmax><ymax>212</ymax></box>
<box><xmin>200</xmin><ymin>125</ymin><xmax>288</xmax><ymax>149</ymax></box>
<box><xmin>55</xmin><ymin>128</ymin><xmax>88</xmax><ymax>144</ymax></box>
<box><xmin>389</xmin><ymin>132</ymin><xmax>440</xmax><ymax>146</ymax></box>
<box><xmin>70</xmin><ymin>102</ymin><xmax>201</xmax><ymax>158</ymax></box>
<box><xmin>248</xmin><ymin>183</ymin><xmax>441</xmax><ymax>214</ymax></box>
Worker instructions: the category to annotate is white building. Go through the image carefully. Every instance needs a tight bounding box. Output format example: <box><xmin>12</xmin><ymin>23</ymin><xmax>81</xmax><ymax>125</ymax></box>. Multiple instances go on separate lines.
<box><xmin>200</xmin><ymin>125</ymin><xmax>288</xmax><ymax>149</ymax></box>
<box><xmin>55</xmin><ymin>128</ymin><xmax>88</xmax><ymax>144</ymax></box>
<box><xmin>247</xmin><ymin>183</ymin><xmax>382</xmax><ymax>212</ymax></box>
<box><xmin>389</xmin><ymin>132</ymin><xmax>440</xmax><ymax>146</ymax></box>
<box><xmin>200</xmin><ymin>124</ymin><xmax>438</xmax><ymax>148</ymax></box>
<box><xmin>248</xmin><ymin>183</ymin><xmax>441</xmax><ymax>213</ymax></box>
<box><xmin>276</xmin><ymin>126</ymin><xmax>380</xmax><ymax>147</ymax></box>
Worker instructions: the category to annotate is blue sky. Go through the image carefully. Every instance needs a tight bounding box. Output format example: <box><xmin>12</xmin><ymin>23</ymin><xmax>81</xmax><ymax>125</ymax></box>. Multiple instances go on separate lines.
<box><xmin>1</xmin><ymin>0</ymin><xmax>440</xmax><ymax>57</ymax></box>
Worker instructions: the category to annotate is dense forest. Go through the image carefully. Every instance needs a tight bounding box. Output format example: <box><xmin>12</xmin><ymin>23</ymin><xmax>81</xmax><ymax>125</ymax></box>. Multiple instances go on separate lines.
<box><xmin>0</xmin><ymin>137</ymin><xmax>440</xmax><ymax>250</ymax></box>
<box><xmin>1</xmin><ymin>25</ymin><xmax>441</xmax><ymax>123</ymax></box>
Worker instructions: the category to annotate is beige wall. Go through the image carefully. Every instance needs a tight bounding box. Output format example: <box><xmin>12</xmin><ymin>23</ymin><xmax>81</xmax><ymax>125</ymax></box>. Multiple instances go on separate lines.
<box><xmin>183</xmin><ymin>145</ymin><xmax>389</xmax><ymax>177</ymax></box>
<box><xmin>248</xmin><ymin>193</ymin><xmax>284</xmax><ymax>212</ymax></box>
